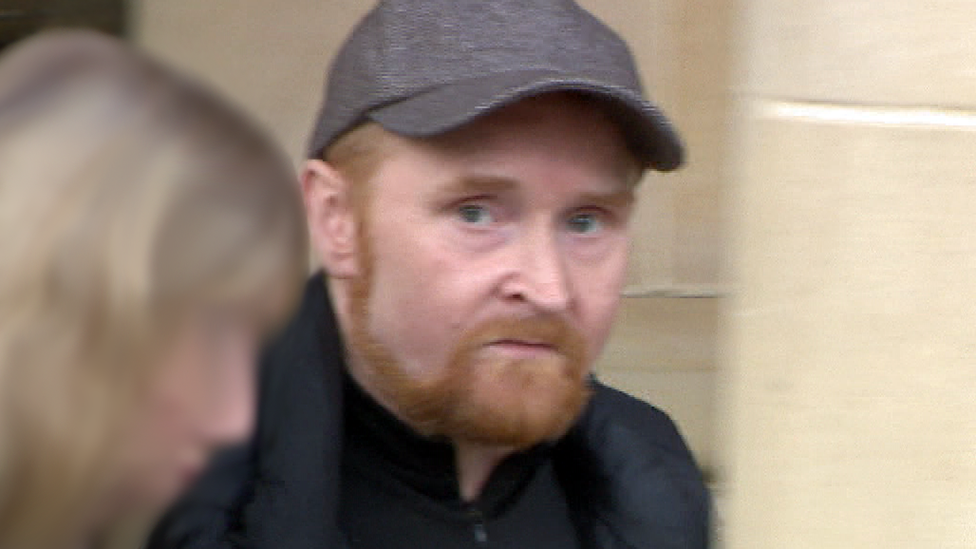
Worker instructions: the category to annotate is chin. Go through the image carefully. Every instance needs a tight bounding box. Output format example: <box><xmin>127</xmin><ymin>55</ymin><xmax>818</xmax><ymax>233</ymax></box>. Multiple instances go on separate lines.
<box><xmin>457</xmin><ymin>377</ymin><xmax>591</xmax><ymax>449</ymax></box>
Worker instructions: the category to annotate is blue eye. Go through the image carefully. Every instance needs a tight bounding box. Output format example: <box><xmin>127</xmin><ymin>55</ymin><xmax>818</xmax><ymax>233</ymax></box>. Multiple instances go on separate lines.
<box><xmin>567</xmin><ymin>212</ymin><xmax>603</xmax><ymax>234</ymax></box>
<box><xmin>458</xmin><ymin>204</ymin><xmax>493</xmax><ymax>225</ymax></box>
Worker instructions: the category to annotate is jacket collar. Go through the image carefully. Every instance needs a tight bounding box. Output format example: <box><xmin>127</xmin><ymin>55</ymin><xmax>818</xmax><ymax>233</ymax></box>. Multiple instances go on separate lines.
<box><xmin>257</xmin><ymin>273</ymin><xmax>708</xmax><ymax>549</ymax></box>
<box><xmin>341</xmin><ymin>368</ymin><xmax>553</xmax><ymax>516</ymax></box>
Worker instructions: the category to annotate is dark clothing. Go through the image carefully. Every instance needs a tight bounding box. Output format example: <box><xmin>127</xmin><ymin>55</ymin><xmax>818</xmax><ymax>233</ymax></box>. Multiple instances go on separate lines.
<box><xmin>341</xmin><ymin>373</ymin><xmax>580</xmax><ymax>549</ymax></box>
<box><xmin>147</xmin><ymin>274</ymin><xmax>711</xmax><ymax>549</ymax></box>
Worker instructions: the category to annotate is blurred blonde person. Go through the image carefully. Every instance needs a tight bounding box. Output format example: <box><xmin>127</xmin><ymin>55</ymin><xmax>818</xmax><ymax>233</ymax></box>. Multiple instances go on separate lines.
<box><xmin>0</xmin><ymin>30</ymin><xmax>307</xmax><ymax>549</ymax></box>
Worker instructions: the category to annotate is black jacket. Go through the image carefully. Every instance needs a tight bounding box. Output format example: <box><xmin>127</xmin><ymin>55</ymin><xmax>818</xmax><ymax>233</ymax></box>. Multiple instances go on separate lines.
<box><xmin>147</xmin><ymin>274</ymin><xmax>711</xmax><ymax>549</ymax></box>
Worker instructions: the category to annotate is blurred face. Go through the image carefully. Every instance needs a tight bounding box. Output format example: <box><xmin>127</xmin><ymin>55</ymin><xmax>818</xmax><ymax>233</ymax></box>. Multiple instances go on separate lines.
<box><xmin>341</xmin><ymin>94</ymin><xmax>640</xmax><ymax>449</ymax></box>
<box><xmin>110</xmin><ymin>307</ymin><xmax>260</xmax><ymax>511</ymax></box>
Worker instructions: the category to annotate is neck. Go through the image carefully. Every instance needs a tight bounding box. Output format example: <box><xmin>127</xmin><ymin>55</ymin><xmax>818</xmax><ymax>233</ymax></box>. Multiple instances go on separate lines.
<box><xmin>345</xmin><ymin>368</ymin><xmax>519</xmax><ymax>502</ymax></box>
<box><xmin>453</xmin><ymin>442</ymin><xmax>515</xmax><ymax>502</ymax></box>
<box><xmin>343</xmin><ymin>365</ymin><xmax>518</xmax><ymax>502</ymax></box>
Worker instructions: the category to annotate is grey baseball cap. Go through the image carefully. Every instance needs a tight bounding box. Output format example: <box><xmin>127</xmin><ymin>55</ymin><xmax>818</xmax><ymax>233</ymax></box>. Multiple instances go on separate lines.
<box><xmin>307</xmin><ymin>0</ymin><xmax>684</xmax><ymax>171</ymax></box>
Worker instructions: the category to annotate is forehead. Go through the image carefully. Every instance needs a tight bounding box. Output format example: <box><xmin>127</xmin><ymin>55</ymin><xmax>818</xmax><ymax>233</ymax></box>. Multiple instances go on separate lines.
<box><xmin>373</xmin><ymin>93</ymin><xmax>641</xmax><ymax>194</ymax></box>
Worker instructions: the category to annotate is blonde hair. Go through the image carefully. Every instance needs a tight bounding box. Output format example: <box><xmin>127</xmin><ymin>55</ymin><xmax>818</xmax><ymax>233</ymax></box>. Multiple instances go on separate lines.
<box><xmin>0</xmin><ymin>30</ymin><xmax>307</xmax><ymax>549</ymax></box>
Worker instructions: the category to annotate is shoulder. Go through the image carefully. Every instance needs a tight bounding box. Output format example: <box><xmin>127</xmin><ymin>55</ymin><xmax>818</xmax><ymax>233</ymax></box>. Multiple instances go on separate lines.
<box><xmin>260</xmin><ymin>272</ymin><xmax>334</xmax><ymax>386</ymax></box>
<box><xmin>586</xmin><ymin>381</ymin><xmax>698</xmax><ymax>463</ymax></box>
<box><xmin>256</xmin><ymin>272</ymin><xmax>342</xmax><ymax>423</ymax></box>
<box><xmin>251</xmin><ymin>271</ymin><xmax>343</xmax><ymax>465</ymax></box>
<box><xmin>555</xmin><ymin>379</ymin><xmax>711</xmax><ymax>549</ymax></box>
<box><xmin>147</xmin><ymin>272</ymin><xmax>346</xmax><ymax>549</ymax></box>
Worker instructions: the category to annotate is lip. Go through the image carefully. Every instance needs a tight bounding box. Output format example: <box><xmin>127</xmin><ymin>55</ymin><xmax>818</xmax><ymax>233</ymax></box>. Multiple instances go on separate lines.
<box><xmin>484</xmin><ymin>339</ymin><xmax>559</xmax><ymax>359</ymax></box>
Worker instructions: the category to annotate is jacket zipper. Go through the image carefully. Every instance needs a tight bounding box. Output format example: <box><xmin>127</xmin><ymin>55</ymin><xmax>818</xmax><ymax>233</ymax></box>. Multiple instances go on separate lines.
<box><xmin>467</xmin><ymin>505</ymin><xmax>488</xmax><ymax>547</ymax></box>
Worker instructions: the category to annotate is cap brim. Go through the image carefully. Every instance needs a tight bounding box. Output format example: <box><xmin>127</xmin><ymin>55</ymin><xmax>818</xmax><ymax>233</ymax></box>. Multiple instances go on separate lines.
<box><xmin>367</xmin><ymin>69</ymin><xmax>684</xmax><ymax>172</ymax></box>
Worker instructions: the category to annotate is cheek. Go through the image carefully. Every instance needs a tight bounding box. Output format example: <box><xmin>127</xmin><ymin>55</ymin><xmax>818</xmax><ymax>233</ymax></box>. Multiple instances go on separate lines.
<box><xmin>365</xmin><ymin>222</ymin><xmax>479</xmax><ymax>371</ymax></box>
<box><xmin>132</xmin><ymin>374</ymin><xmax>197</xmax><ymax>462</ymax></box>
<box><xmin>584</xmin><ymin>294</ymin><xmax>622</xmax><ymax>364</ymax></box>
<box><xmin>112</xmin><ymin>382</ymin><xmax>191</xmax><ymax>505</ymax></box>
<box><xmin>572</xmin><ymin>246</ymin><xmax>628</xmax><ymax>362</ymax></box>
<box><xmin>131</xmin><ymin>341</ymin><xmax>209</xmax><ymax>460</ymax></box>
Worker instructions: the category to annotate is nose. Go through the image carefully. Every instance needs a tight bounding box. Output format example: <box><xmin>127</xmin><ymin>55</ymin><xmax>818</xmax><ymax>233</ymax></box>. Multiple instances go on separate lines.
<box><xmin>500</xmin><ymin>225</ymin><xmax>572</xmax><ymax>313</ymax></box>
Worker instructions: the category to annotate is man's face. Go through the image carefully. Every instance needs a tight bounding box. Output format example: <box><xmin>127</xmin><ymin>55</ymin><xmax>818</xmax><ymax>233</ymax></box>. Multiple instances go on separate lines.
<box><xmin>343</xmin><ymin>94</ymin><xmax>639</xmax><ymax>449</ymax></box>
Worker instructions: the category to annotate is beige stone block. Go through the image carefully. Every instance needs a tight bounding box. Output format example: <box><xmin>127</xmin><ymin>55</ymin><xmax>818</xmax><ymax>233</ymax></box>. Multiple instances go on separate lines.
<box><xmin>737</xmin><ymin>0</ymin><xmax>976</xmax><ymax>108</ymax></box>
<box><xmin>596</xmin><ymin>368</ymin><xmax>716</xmax><ymax>475</ymax></box>
<box><xmin>659</xmin><ymin>0</ymin><xmax>734</xmax><ymax>287</ymax></box>
<box><xmin>135</xmin><ymin>0</ymin><xmax>371</xmax><ymax>161</ymax></box>
<box><xmin>673</xmin><ymin>173</ymin><xmax>726</xmax><ymax>286</ymax></box>
<box><xmin>596</xmin><ymin>295</ymin><xmax>720</xmax><ymax>469</ymax></box>
<box><xmin>625</xmin><ymin>179</ymin><xmax>677</xmax><ymax>288</ymax></box>
<box><xmin>582</xmin><ymin>0</ymin><xmax>733</xmax><ymax>287</ymax></box>
<box><xmin>721</xmin><ymin>107</ymin><xmax>976</xmax><ymax>548</ymax></box>
<box><xmin>598</xmin><ymin>296</ymin><xmax>720</xmax><ymax>373</ymax></box>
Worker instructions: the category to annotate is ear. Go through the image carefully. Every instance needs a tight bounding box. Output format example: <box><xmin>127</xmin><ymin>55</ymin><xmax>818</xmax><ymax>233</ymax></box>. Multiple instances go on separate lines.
<box><xmin>300</xmin><ymin>159</ymin><xmax>361</xmax><ymax>279</ymax></box>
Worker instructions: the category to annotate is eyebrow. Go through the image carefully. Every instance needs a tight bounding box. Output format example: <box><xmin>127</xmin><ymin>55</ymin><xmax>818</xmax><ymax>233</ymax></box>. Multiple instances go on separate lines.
<box><xmin>430</xmin><ymin>174</ymin><xmax>635</xmax><ymax>209</ymax></box>
<box><xmin>433</xmin><ymin>175</ymin><xmax>519</xmax><ymax>198</ymax></box>
<box><xmin>576</xmin><ymin>189</ymin><xmax>635</xmax><ymax>210</ymax></box>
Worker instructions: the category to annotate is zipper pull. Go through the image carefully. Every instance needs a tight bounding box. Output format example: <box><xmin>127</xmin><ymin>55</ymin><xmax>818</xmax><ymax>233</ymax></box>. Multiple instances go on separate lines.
<box><xmin>467</xmin><ymin>506</ymin><xmax>488</xmax><ymax>546</ymax></box>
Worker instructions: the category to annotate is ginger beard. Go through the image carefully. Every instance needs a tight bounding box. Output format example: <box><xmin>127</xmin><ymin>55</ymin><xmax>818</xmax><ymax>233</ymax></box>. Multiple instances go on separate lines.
<box><xmin>344</xmin><ymin>212</ymin><xmax>592</xmax><ymax>450</ymax></box>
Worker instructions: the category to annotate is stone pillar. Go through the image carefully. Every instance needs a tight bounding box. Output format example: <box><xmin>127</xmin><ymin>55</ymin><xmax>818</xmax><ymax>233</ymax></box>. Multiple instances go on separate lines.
<box><xmin>721</xmin><ymin>1</ymin><xmax>976</xmax><ymax>547</ymax></box>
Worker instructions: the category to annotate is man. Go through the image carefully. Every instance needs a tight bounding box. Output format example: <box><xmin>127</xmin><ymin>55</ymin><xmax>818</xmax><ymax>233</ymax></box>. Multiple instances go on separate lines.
<box><xmin>148</xmin><ymin>0</ymin><xmax>710</xmax><ymax>548</ymax></box>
